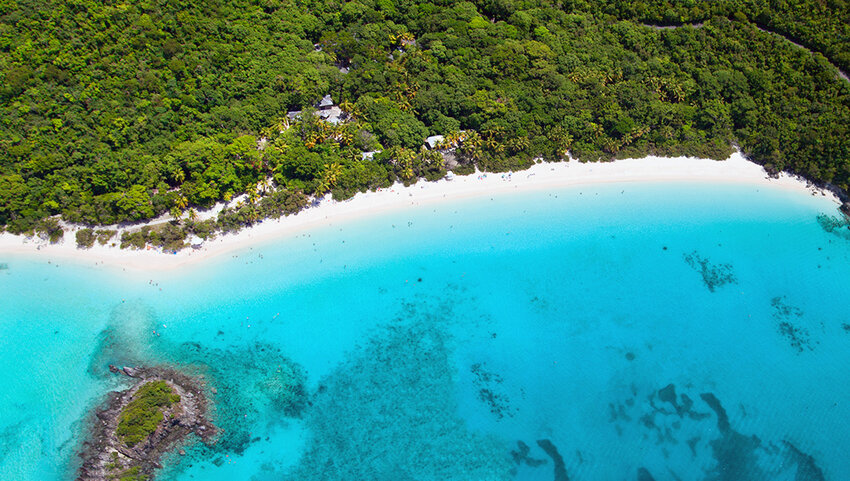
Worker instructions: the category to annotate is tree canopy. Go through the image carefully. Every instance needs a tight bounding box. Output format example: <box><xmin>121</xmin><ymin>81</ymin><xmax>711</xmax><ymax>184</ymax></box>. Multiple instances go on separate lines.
<box><xmin>1</xmin><ymin>0</ymin><xmax>848</xmax><ymax>236</ymax></box>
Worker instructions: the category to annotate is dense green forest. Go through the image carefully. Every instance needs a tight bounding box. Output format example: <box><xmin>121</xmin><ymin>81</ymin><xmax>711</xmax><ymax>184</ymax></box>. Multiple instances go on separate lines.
<box><xmin>583</xmin><ymin>0</ymin><xmax>850</xmax><ymax>74</ymax></box>
<box><xmin>1</xmin><ymin>0</ymin><xmax>848</xmax><ymax>246</ymax></box>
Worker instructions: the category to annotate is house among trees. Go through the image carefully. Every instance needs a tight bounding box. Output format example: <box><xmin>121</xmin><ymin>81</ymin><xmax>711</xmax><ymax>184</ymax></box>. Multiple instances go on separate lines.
<box><xmin>318</xmin><ymin>95</ymin><xmax>334</xmax><ymax>110</ymax></box>
<box><xmin>316</xmin><ymin>95</ymin><xmax>345</xmax><ymax>124</ymax></box>
<box><xmin>424</xmin><ymin>135</ymin><xmax>445</xmax><ymax>150</ymax></box>
<box><xmin>423</xmin><ymin>134</ymin><xmax>458</xmax><ymax>169</ymax></box>
<box><xmin>284</xmin><ymin>95</ymin><xmax>346</xmax><ymax>125</ymax></box>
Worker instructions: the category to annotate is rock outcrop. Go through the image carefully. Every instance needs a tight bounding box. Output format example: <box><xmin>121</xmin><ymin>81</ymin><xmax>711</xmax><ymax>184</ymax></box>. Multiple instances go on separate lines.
<box><xmin>77</xmin><ymin>366</ymin><xmax>216</xmax><ymax>481</ymax></box>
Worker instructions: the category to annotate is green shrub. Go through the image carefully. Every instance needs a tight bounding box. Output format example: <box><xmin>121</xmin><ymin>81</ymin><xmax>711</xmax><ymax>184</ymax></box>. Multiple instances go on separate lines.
<box><xmin>187</xmin><ymin>219</ymin><xmax>217</xmax><ymax>240</ymax></box>
<box><xmin>120</xmin><ymin>230</ymin><xmax>147</xmax><ymax>250</ymax></box>
<box><xmin>116</xmin><ymin>466</ymin><xmax>147</xmax><ymax>481</ymax></box>
<box><xmin>34</xmin><ymin>218</ymin><xmax>64</xmax><ymax>243</ymax></box>
<box><xmin>76</xmin><ymin>228</ymin><xmax>96</xmax><ymax>248</ymax></box>
<box><xmin>96</xmin><ymin>229</ymin><xmax>116</xmax><ymax>245</ymax></box>
<box><xmin>146</xmin><ymin>222</ymin><xmax>186</xmax><ymax>251</ymax></box>
<box><xmin>119</xmin><ymin>224</ymin><xmax>186</xmax><ymax>250</ymax></box>
<box><xmin>115</xmin><ymin>381</ymin><xmax>180</xmax><ymax>447</ymax></box>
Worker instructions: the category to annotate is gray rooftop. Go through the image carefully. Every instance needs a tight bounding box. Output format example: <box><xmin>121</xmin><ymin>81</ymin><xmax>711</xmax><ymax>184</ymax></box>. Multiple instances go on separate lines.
<box><xmin>318</xmin><ymin>94</ymin><xmax>334</xmax><ymax>108</ymax></box>
<box><xmin>318</xmin><ymin>106</ymin><xmax>344</xmax><ymax>124</ymax></box>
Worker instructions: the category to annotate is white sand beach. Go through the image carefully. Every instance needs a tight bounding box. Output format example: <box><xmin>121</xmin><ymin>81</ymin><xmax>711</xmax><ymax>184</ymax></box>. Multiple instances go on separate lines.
<box><xmin>0</xmin><ymin>152</ymin><xmax>842</xmax><ymax>272</ymax></box>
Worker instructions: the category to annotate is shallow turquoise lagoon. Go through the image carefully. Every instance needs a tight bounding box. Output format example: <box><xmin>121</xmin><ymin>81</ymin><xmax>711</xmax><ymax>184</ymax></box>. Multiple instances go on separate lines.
<box><xmin>1</xmin><ymin>182</ymin><xmax>849</xmax><ymax>480</ymax></box>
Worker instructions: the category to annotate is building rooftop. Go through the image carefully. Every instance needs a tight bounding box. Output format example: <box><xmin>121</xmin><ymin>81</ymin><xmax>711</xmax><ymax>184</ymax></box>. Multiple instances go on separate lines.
<box><xmin>318</xmin><ymin>94</ymin><xmax>334</xmax><ymax>108</ymax></box>
<box><xmin>318</xmin><ymin>106</ymin><xmax>344</xmax><ymax>124</ymax></box>
<box><xmin>425</xmin><ymin>135</ymin><xmax>445</xmax><ymax>149</ymax></box>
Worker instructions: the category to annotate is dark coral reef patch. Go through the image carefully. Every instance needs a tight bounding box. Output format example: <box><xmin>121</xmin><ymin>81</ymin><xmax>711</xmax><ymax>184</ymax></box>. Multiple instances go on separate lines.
<box><xmin>683</xmin><ymin>251</ymin><xmax>737</xmax><ymax>292</ymax></box>
<box><xmin>771</xmin><ymin>296</ymin><xmax>817</xmax><ymax>353</ymax></box>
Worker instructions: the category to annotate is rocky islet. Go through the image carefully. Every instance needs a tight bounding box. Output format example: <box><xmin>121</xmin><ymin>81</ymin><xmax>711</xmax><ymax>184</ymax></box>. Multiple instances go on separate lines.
<box><xmin>77</xmin><ymin>366</ymin><xmax>216</xmax><ymax>481</ymax></box>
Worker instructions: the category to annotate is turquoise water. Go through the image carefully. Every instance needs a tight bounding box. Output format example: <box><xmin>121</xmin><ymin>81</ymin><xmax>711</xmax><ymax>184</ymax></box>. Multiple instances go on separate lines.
<box><xmin>1</xmin><ymin>182</ymin><xmax>849</xmax><ymax>480</ymax></box>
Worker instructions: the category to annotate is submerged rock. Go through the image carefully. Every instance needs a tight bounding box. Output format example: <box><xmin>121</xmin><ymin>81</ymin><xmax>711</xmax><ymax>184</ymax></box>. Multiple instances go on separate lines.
<box><xmin>77</xmin><ymin>366</ymin><xmax>216</xmax><ymax>481</ymax></box>
<box><xmin>783</xmin><ymin>441</ymin><xmax>826</xmax><ymax>481</ymax></box>
<box><xmin>536</xmin><ymin>439</ymin><xmax>569</xmax><ymax>481</ymax></box>
<box><xmin>637</xmin><ymin>467</ymin><xmax>655</xmax><ymax>481</ymax></box>
<box><xmin>511</xmin><ymin>440</ymin><xmax>547</xmax><ymax>467</ymax></box>
<box><xmin>657</xmin><ymin>384</ymin><xmax>678</xmax><ymax>409</ymax></box>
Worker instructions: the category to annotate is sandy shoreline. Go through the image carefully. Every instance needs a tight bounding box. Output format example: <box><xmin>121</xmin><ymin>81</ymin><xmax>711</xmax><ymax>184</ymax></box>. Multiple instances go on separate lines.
<box><xmin>0</xmin><ymin>153</ymin><xmax>842</xmax><ymax>272</ymax></box>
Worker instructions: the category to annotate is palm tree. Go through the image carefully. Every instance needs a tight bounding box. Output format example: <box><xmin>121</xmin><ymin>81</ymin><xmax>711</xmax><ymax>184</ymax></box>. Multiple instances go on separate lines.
<box><xmin>421</xmin><ymin>150</ymin><xmax>442</xmax><ymax>166</ymax></box>
<box><xmin>589</xmin><ymin>122</ymin><xmax>603</xmax><ymax>140</ymax></box>
<box><xmin>247</xmin><ymin>183</ymin><xmax>258</xmax><ymax>204</ymax></box>
<box><xmin>172</xmin><ymin>168</ymin><xmax>185</xmax><ymax>185</ymax></box>
<box><xmin>315</xmin><ymin>177</ymin><xmax>330</xmax><ymax>197</ymax></box>
<box><xmin>325</xmin><ymin>162</ymin><xmax>342</xmax><ymax>186</ymax></box>
<box><xmin>170</xmin><ymin>195</ymin><xmax>188</xmax><ymax>220</ymax></box>
<box><xmin>339</xmin><ymin>99</ymin><xmax>354</xmax><ymax>112</ymax></box>
<box><xmin>245</xmin><ymin>184</ymin><xmax>260</xmax><ymax>223</ymax></box>
<box><xmin>389</xmin><ymin>147</ymin><xmax>417</xmax><ymax>180</ymax></box>
<box><xmin>333</xmin><ymin>126</ymin><xmax>354</xmax><ymax>146</ymax></box>
<box><xmin>507</xmin><ymin>136</ymin><xmax>530</xmax><ymax>154</ymax></box>
<box><xmin>392</xmin><ymin>90</ymin><xmax>413</xmax><ymax>111</ymax></box>
<box><xmin>439</xmin><ymin>131</ymin><xmax>461</xmax><ymax>150</ymax></box>
<box><xmin>549</xmin><ymin>126</ymin><xmax>573</xmax><ymax>158</ymax></box>
<box><xmin>305</xmin><ymin>134</ymin><xmax>318</xmax><ymax>149</ymax></box>
<box><xmin>460</xmin><ymin>131</ymin><xmax>483</xmax><ymax>163</ymax></box>
<box><xmin>273</xmin><ymin>117</ymin><xmax>290</xmax><ymax>133</ymax></box>
<box><xmin>316</xmin><ymin>162</ymin><xmax>343</xmax><ymax>195</ymax></box>
<box><xmin>272</xmin><ymin>136</ymin><xmax>289</xmax><ymax>153</ymax></box>
<box><xmin>601</xmin><ymin>137</ymin><xmax>619</xmax><ymax>154</ymax></box>
<box><xmin>339</xmin><ymin>99</ymin><xmax>359</xmax><ymax>120</ymax></box>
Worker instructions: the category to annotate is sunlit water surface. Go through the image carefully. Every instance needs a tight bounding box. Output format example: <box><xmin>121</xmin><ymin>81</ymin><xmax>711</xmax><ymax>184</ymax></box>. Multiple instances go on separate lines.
<box><xmin>1</xmin><ymin>182</ymin><xmax>849</xmax><ymax>480</ymax></box>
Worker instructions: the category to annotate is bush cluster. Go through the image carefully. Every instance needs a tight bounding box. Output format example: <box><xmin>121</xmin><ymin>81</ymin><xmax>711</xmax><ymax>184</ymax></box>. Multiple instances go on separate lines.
<box><xmin>115</xmin><ymin>381</ymin><xmax>180</xmax><ymax>448</ymax></box>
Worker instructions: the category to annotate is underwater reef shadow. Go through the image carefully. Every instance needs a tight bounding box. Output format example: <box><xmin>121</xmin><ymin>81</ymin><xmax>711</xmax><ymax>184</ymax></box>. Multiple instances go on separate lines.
<box><xmin>606</xmin><ymin>382</ymin><xmax>826</xmax><ymax>481</ymax></box>
<box><xmin>683</xmin><ymin>251</ymin><xmax>737</xmax><ymax>292</ymax></box>
<box><xmin>277</xmin><ymin>296</ymin><xmax>514</xmax><ymax>480</ymax></box>
<box><xmin>770</xmin><ymin>296</ymin><xmax>820</xmax><ymax>353</ymax></box>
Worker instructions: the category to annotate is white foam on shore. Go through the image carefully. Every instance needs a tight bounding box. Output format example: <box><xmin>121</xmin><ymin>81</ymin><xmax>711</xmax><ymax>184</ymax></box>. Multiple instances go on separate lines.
<box><xmin>0</xmin><ymin>153</ymin><xmax>841</xmax><ymax>272</ymax></box>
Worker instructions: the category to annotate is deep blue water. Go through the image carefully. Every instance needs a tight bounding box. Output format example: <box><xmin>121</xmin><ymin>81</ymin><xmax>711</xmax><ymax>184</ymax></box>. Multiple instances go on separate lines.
<box><xmin>1</xmin><ymin>182</ymin><xmax>849</xmax><ymax>480</ymax></box>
